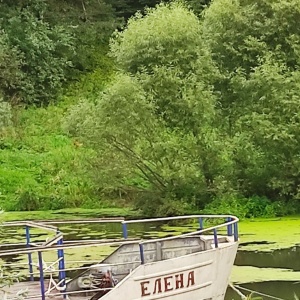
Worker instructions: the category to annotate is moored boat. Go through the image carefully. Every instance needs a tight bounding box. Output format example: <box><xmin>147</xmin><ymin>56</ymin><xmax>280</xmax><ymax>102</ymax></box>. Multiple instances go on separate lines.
<box><xmin>0</xmin><ymin>215</ymin><xmax>239</xmax><ymax>300</ymax></box>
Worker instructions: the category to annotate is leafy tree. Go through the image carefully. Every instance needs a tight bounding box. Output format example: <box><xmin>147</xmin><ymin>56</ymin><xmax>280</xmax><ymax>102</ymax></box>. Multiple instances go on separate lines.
<box><xmin>106</xmin><ymin>0</ymin><xmax>210</xmax><ymax>18</ymax></box>
<box><xmin>42</xmin><ymin>0</ymin><xmax>120</xmax><ymax>75</ymax></box>
<box><xmin>202</xmin><ymin>0</ymin><xmax>300</xmax><ymax>74</ymax></box>
<box><xmin>202</xmin><ymin>0</ymin><xmax>300</xmax><ymax>118</ymax></box>
<box><xmin>228</xmin><ymin>59</ymin><xmax>300</xmax><ymax>201</ymax></box>
<box><xmin>0</xmin><ymin>32</ymin><xmax>23</xmax><ymax>102</ymax></box>
<box><xmin>64</xmin><ymin>2</ymin><xmax>230</xmax><ymax>215</ymax></box>
<box><xmin>0</xmin><ymin>0</ymin><xmax>74</xmax><ymax>105</ymax></box>
<box><xmin>202</xmin><ymin>0</ymin><xmax>300</xmax><ymax>204</ymax></box>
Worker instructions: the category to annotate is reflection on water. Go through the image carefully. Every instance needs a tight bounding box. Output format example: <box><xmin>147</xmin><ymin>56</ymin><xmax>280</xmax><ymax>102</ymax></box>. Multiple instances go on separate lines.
<box><xmin>226</xmin><ymin>245</ymin><xmax>300</xmax><ymax>299</ymax></box>
<box><xmin>235</xmin><ymin>246</ymin><xmax>300</xmax><ymax>271</ymax></box>
<box><xmin>226</xmin><ymin>281</ymin><xmax>300</xmax><ymax>300</ymax></box>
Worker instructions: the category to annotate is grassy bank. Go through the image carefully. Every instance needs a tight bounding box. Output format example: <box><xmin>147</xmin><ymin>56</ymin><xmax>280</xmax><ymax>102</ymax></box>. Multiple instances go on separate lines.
<box><xmin>0</xmin><ymin>100</ymin><xmax>109</xmax><ymax>211</ymax></box>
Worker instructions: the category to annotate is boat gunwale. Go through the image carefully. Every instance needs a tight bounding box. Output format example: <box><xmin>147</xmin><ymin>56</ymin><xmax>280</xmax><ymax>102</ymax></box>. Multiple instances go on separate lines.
<box><xmin>0</xmin><ymin>215</ymin><xmax>239</xmax><ymax>256</ymax></box>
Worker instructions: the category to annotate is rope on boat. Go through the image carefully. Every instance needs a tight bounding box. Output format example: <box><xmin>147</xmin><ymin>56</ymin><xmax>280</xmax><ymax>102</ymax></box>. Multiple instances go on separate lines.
<box><xmin>229</xmin><ymin>284</ymin><xmax>247</xmax><ymax>299</ymax></box>
<box><xmin>233</xmin><ymin>284</ymin><xmax>289</xmax><ymax>300</ymax></box>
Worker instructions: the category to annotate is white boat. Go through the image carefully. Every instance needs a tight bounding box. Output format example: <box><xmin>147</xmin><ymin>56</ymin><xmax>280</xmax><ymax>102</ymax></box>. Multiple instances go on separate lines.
<box><xmin>0</xmin><ymin>215</ymin><xmax>239</xmax><ymax>300</ymax></box>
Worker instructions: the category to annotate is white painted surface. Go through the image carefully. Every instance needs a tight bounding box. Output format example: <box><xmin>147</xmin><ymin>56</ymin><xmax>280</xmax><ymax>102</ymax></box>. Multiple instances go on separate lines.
<box><xmin>101</xmin><ymin>239</ymin><xmax>238</xmax><ymax>300</ymax></box>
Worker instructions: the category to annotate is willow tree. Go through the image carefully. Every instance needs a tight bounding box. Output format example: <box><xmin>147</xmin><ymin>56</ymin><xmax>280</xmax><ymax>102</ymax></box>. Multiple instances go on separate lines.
<box><xmin>64</xmin><ymin>2</ymin><xmax>231</xmax><ymax>215</ymax></box>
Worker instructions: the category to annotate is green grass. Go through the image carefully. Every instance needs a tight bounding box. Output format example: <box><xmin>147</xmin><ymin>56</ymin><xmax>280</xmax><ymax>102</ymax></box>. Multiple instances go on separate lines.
<box><xmin>0</xmin><ymin>102</ymin><xmax>105</xmax><ymax>211</ymax></box>
<box><xmin>0</xmin><ymin>57</ymin><xmax>117</xmax><ymax>212</ymax></box>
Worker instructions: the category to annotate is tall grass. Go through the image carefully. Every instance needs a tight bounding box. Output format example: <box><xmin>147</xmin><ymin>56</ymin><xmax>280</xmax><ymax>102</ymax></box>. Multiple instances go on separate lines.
<box><xmin>0</xmin><ymin>103</ymin><xmax>99</xmax><ymax>211</ymax></box>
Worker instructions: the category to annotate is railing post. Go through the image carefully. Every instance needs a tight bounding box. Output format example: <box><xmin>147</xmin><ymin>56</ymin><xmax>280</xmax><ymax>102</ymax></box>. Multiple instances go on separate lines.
<box><xmin>139</xmin><ymin>243</ymin><xmax>145</xmax><ymax>264</ymax></box>
<box><xmin>57</xmin><ymin>230</ymin><xmax>67</xmax><ymax>299</ymax></box>
<box><xmin>198</xmin><ymin>217</ymin><xmax>204</xmax><ymax>234</ymax></box>
<box><xmin>122</xmin><ymin>222</ymin><xmax>128</xmax><ymax>239</ymax></box>
<box><xmin>226</xmin><ymin>217</ymin><xmax>233</xmax><ymax>236</ymax></box>
<box><xmin>25</xmin><ymin>225</ymin><xmax>34</xmax><ymax>281</ymax></box>
<box><xmin>213</xmin><ymin>228</ymin><xmax>218</xmax><ymax>248</ymax></box>
<box><xmin>38</xmin><ymin>251</ymin><xmax>46</xmax><ymax>300</ymax></box>
<box><xmin>234</xmin><ymin>222</ymin><xmax>239</xmax><ymax>242</ymax></box>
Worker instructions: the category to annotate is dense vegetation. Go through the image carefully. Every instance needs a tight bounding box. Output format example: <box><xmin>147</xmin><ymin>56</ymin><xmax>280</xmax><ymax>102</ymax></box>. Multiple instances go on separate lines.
<box><xmin>0</xmin><ymin>0</ymin><xmax>300</xmax><ymax>217</ymax></box>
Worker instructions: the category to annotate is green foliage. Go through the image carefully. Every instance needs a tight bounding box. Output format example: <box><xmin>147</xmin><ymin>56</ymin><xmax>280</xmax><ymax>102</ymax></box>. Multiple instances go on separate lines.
<box><xmin>202</xmin><ymin>0</ymin><xmax>300</xmax><ymax>73</ymax></box>
<box><xmin>1</xmin><ymin>0</ymin><xmax>300</xmax><ymax>217</ymax></box>
<box><xmin>64</xmin><ymin>2</ymin><xmax>233</xmax><ymax>216</ymax></box>
<box><xmin>107</xmin><ymin>0</ymin><xmax>210</xmax><ymax>19</ymax></box>
<box><xmin>64</xmin><ymin>54</ymin><xmax>115</xmax><ymax>101</ymax></box>
<box><xmin>0</xmin><ymin>32</ymin><xmax>23</xmax><ymax>100</ymax></box>
<box><xmin>0</xmin><ymin>98</ymin><xmax>12</xmax><ymax>128</ymax></box>
<box><xmin>1</xmin><ymin>2</ymin><xmax>74</xmax><ymax>104</ymax></box>
<box><xmin>229</xmin><ymin>60</ymin><xmax>300</xmax><ymax>201</ymax></box>
<box><xmin>46</xmin><ymin>0</ymin><xmax>120</xmax><ymax>77</ymax></box>
<box><xmin>0</xmin><ymin>0</ymin><xmax>118</xmax><ymax>105</ymax></box>
<box><xmin>204</xmin><ymin>195</ymin><xmax>280</xmax><ymax>219</ymax></box>
<box><xmin>110</xmin><ymin>1</ymin><xmax>205</xmax><ymax>74</ymax></box>
<box><xmin>201</xmin><ymin>0</ymin><xmax>300</xmax><ymax>210</ymax></box>
<box><xmin>0</xmin><ymin>103</ymin><xmax>105</xmax><ymax>211</ymax></box>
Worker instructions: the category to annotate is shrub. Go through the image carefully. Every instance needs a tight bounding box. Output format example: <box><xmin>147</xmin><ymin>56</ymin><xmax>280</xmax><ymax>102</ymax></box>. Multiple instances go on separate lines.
<box><xmin>203</xmin><ymin>195</ymin><xmax>283</xmax><ymax>219</ymax></box>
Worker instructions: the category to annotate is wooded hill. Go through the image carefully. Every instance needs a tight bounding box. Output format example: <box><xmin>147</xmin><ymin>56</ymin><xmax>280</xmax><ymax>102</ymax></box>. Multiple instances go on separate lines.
<box><xmin>0</xmin><ymin>0</ymin><xmax>300</xmax><ymax>217</ymax></box>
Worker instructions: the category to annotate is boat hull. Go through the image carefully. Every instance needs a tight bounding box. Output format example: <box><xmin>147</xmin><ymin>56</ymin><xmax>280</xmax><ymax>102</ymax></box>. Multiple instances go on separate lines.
<box><xmin>100</xmin><ymin>240</ymin><xmax>238</xmax><ymax>300</ymax></box>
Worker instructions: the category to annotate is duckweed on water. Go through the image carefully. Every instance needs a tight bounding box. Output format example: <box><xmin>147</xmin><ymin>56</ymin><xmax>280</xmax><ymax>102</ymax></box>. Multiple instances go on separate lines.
<box><xmin>1</xmin><ymin>208</ymin><xmax>137</xmax><ymax>222</ymax></box>
<box><xmin>1</xmin><ymin>212</ymin><xmax>299</xmax><ymax>251</ymax></box>
<box><xmin>239</xmin><ymin>217</ymin><xmax>300</xmax><ymax>251</ymax></box>
<box><xmin>231</xmin><ymin>266</ymin><xmax>300</xmax><ymax>283</ymax></box>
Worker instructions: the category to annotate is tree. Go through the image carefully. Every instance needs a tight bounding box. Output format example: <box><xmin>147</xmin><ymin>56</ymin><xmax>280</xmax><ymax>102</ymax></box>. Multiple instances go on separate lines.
<box><xmin>0</xmin><ymin>0</ymin><xmax>125</xmax><ymax>104</ymax></box>
<box><xmin>202</xmin><ymin>0</ymin><xmax>300</xmax><ymax>204</ymax></box>
<box><xmin>202</xmin><ymin>0</ymin><xmax>300</xmax><ymax>117</ymax></box>
<box><xmin>42</xmin><ymin>0</ymin><xmax>120</xmax><ymax>74</ymax></box>
<box><xmin>1</xmin><ymin>1</ymin><xmax>74</xmax><ymax>105</ymax></box>
<box><xmin>65</xmin><ymin>2</ymin><xmax>230</xmax><ymax>215</ymax></box>
<box><xmin>0</xmin><ymin>32</ymin><xmax>23</xmax><ymax>102</ymax></box>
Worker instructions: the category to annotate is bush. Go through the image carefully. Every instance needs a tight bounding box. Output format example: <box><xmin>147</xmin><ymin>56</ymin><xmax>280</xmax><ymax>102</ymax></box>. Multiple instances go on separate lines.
<box><xmin>203</xmin><ymin>195</ymin><xmax>283</xmax><ymax>219</ymax></box>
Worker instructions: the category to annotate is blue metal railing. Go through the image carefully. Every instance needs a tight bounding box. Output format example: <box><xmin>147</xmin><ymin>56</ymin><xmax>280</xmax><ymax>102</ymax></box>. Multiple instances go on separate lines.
<box><xmin>8</xmin><ymin>221</ymin><xmax>66</xmax><ymax>300</ymax></box>
<box><xmin>121</xmin><ymin>215</ymin><xmax>239</xmax><ymax>264</ymax></box>
<box><xmin>199</xmin><ymin>217</ymin><xmax>204</xmax><ymax>232</ymax></box>
<box><xmin>25</xmin><ymin>225</ymin><xmax>34</xmax><ymax>282</ymax></box>
<box><xmin>122</xmin><ymin>222</ymin><xmax>128</xmax><ymax>239</ymax></box>
<box><xmin>38</xmin><ymin>251</ymin><xmax>46</xmax><ymax>300</ymax></box>
<box><xmin>57</xmin><ymin>230</ymin><xmax>67</xmax><ymax>299</ymax></box>
<box><xmin>227</xmin><ymin>217</ymin><xmax>233</xmax><ymax>236</ymax></box>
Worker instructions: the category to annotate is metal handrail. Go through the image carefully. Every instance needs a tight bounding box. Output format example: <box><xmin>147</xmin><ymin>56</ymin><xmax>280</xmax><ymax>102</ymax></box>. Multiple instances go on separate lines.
<box><xmin>122</xmin><ymin>214</ymin><xmax>238</xmax><ymax>224</ymax></box>
<box><xmin>139</xmin><ymin>216</ymin><xmax>238</xmax><ymax>245</ymax></box>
